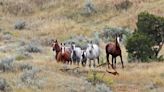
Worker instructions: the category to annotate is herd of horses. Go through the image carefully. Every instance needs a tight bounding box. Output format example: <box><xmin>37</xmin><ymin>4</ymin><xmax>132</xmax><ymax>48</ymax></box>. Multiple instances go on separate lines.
<box><xmin>51</xmin><ymin>35</ymin><xmax>124</xmax><ymax>69</ymax></box>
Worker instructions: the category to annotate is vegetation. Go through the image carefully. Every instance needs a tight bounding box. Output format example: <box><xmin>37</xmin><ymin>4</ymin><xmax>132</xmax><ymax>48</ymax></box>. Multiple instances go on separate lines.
<box><xmin>126</xmin><ymin>12</ymin><xmax>164</xmax><ymax>62</ymax></box>
<box><xmin>100</xmin><ymin>27</ymin><xmax>132</xmax><ymax>43</ymax></box>
<box><xmin>126</xmin><ymin>32</ymin><xmax>154</xmax><ymax>62</ymax></box>
<box><xmin>0</xmin><ymin>0</ymin><xmax>164</xmax><ymax>92</ymax></box>
<box><xmin>137</xmin><ymin>12</ymin><xmax>164</xmax><ymax>58</ymax></box>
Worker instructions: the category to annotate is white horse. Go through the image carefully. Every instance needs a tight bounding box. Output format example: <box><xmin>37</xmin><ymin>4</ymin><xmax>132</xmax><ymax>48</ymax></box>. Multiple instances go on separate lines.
<box><xmin>71</xmin><ymin>43</ymin><xmax>83</xmax><ymax>65</ymax></box>
<box><xmin>85</xmin><ymin>42</ymin><xmax>100</xmax><ymax>67</ymax></box>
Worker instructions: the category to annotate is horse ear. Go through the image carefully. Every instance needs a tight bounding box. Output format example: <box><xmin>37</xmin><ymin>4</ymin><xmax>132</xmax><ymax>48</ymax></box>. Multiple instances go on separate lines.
<box><xmin>90</xmin><ymin>41</ymin><xmax>93</xmax><ymax>44</ymax></box>
<box><xmin>55</xmin><ymin>40</ymin><xmax>58</xmax><ymax>43</ymax></box>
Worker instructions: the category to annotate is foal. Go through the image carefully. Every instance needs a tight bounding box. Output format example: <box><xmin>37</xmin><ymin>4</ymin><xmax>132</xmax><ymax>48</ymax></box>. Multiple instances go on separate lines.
<box><xmin>105</xmin><ymin>35</ymin><xmax>124</xmax><ymax>69</ymax></box>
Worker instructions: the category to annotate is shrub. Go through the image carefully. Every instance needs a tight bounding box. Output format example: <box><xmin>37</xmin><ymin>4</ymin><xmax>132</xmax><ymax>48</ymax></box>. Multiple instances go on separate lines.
<box><xmin>19</xmin><ymin>67</ymin><xmax>45</xmax><ymax>89</ymax></box>
<box><xmin>25</xmin><ymin>41</ymin><xmax>42</xmax><ymax>53</ymax></box>
<box><xmin>0</xmin><ymin>57</ymin><xmax>15</xmax><ymax>72</ymax></box>
<box><xmin>96</xmin><ymin>83</ymin><xmax>112</xmax><ymax>92</ymax></box>
<box><xmin>126</xmin><ymin>32</ymin><xmax>154</xmax><ymax>62</ymax></box>
<box><xmin>126</xmin><ymin>12</ymin><xmax>164</xmax><ymax>62</ymax></box>
<box><xmin>100</xmin><ymin>27</ymin><xmax>132</xmax><ymax>43</ymax></box>
<box><xmin>64</xmin><ymin>35</ymin><xmax>88</xmax><ymax>50</ymax></box>
<box><xmin>83</xmin><ymin>0</ymin><xmax>96</xmax><ymax>16</ymax></box>
<box><xmin>0</xmin><ymin>78</ymin><xmax>11</xmax><ymax>92</ymax></box>
<box><xmin>115</xmin><ymin>0</ymin><xmax>132</xmax><ymax>11</ymax></box>
<box><xmin>14</xmin><ymin>20</ymin><xmax>26</xmax><ymax>30</ymax></box>
<box><xmin>2</xmin><ymin>34</ymin><xmax>12</xmax><ymax>41</ymax></box>
<box><xmin>19</xmin><ymin>63</ymin><xmax>33</xmax><ymax>71</ymax></box>
<box><xmin>137</xmin><ymin>12</ymin><xmax>164</xmax><ymax>58</ymax></box>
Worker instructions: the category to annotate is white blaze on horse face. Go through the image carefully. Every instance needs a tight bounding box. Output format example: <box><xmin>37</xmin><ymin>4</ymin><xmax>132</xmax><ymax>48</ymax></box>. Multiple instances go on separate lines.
<box><xmin>61</xmin><ymin>46</ymin><xmax>65</xmax><ymax>54</ymax></box>
<box><xmin>117</xmin><ymin>36</ymin><xmax>120</xmax><ymax>44</ymax></box>
<box><xmin>72</xmin><ymin>44</ymin><xmax>76</xmax><ymax>50</ymax></box>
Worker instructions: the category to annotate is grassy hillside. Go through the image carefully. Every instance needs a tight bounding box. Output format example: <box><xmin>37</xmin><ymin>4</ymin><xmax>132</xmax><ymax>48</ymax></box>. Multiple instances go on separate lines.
<box><xmin>0</xmin><ymin>0</ymin><xmax>164</xmax><ymax>92</ymax></box>
<box><xmin>0</xmin><ymin>0</ymin><xmax>164</xmax><ymax>40</ymax></box>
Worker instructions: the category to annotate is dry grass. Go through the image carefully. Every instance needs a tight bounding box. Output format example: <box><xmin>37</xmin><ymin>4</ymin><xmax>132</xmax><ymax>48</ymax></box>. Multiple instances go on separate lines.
<box><xmin>0</xmin><ymin>0</ymin><xmax>164</xmax><ymax>92</ymax></box>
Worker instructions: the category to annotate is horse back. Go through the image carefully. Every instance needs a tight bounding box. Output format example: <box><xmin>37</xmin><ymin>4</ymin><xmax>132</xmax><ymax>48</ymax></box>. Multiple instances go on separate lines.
<box><xmin>106</xmin><ymin>43</ymin><xmax>121</xmax><ymax>56</ymax></box>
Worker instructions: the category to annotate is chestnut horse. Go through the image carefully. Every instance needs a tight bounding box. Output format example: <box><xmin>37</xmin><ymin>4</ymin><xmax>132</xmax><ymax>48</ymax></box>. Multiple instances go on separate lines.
<box><xmin>52</xmin><ymin>40</ymin><xmax>72</xmax><ymax>64</ymax></box>
<box><xmin>105</xmin><ymin>35</ymin><xmax>124</xmax><ymax>69</ymax></box>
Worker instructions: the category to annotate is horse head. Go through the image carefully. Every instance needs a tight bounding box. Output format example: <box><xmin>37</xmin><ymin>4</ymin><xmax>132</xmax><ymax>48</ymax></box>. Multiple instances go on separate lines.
<box><xmin>52</xmin><ymin>40</ymin><xmax>61</xmax><ymax>52</ymax></box>
<box><xmin>71</xmin><ymin>42</ymin><xmax>76</xmax><ymax>50</ymax></box>
<box><xmin>60</xmin><ymin>43</ymin><xmax>65</xmax><ymax>54</ymax></box>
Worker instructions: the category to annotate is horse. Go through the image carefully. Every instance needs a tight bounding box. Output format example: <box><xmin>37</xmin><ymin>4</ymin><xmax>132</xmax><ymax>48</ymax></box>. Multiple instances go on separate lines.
<box><xmin>60</xmin><ymin>43</ymin><xmax>72</xmax><ymax>64</ymax></box>
<box><xmin>83</xmin><ymin>41</ymin><xmax>100</xmax><ymax>67</ymax></box>
<box><xmin>81</xmin><ymin>50</ymin><xmax>87</xmax><ymax>67</ymax></box>
<box><xmin>52</xmin><ymin>40</ymin><xmax>72</xmax><ymax>64</ymax></box>
<box><xmin>70</xmin><ymin>43</ymin><xmax>83</xmax><ymax>66</ymax></box>
<box><xmin>105</xmin><ymin>35</ymin><xmax>124</xmax><ymax>69</ymax></box>
<box><xmin>52</xmin><ymin>40</ymin><xmax>61</xmax><ymax>61</ymax></box>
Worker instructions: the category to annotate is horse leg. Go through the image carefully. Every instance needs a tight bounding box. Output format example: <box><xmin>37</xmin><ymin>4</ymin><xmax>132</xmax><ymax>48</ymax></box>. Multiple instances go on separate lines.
<box><xmin>106</xmin><ymin>53</ymin><xmax>110</xmax><ymax>68</ymax></box>
<box><xmin>112</xmin><ymin>56</ymin><xmax>114</xmax><ymax>69</ymax></box>
<box><xmin>114</xmin><ymin>57</ymin><xmax>116</xmax><ymax>69</ymax></box>
<box><xmin>120</xmin><ymin>55</ymin><xmax>124</xmax><ymax>68</ymax></box>
<box><xmin>70</xmin><ymin>60</ymin><xmax>72</xmax><ymax>65</ymax></box>
<box><xmin>97</xmin><ymin>57</ymin><xmax>100</xmax><ymax>65</ymax></box>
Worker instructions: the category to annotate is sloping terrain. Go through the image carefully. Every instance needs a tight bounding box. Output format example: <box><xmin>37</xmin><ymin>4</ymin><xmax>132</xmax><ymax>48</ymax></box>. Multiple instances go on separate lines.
<box><xmin>0</xmin><ymin>0</ymin><xmax>164</xmax><ymax>92</ymax></box>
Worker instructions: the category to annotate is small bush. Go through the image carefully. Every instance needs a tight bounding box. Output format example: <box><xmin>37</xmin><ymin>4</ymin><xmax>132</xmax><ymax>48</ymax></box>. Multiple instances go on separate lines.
<box><xmin>83</xmin><ymin>0</ymin><xmax>96</xmax><ymax>16</ymax></box>
<box><xmin>64</xmin><ymin>35</ymin><xmax>88</xmax><ymax>50</ymax></box>
<box><xmin>19</xmin><ymin>63</ymin><xmax>33</xmax><ymax>71</ymax></box>
<box><xmin>14</xmin><ymin>20</ymin><xmax>26</xmax><ymax>30</ymax></box>
<box><xmin>25</xmin><ymin>41</ymin><xmax>42</xmax><ymax>53</ymax></box>
<box><xmin>96</xmin><ymin>83</ymin><xmax>112</xmax><ymax>92</ymax></box>
<box><xmin>100</xmin><ymin>27</ymin><xmax>132</xmax><ymax>43</ymax></box>
<box><xmin>115</xmin><ymin>0</ymin><xmax>132</xmax><ymax>11</ymax></box>
<box><xmin>2</xmin><ymin>34</ymin><xmax>12</xmax><ymax>40</ymax></box>
<box><xmin>0</xmin><ymin>78</ymin><xmax>11</xmax><ymax>92</ymax></box>
<box><xmin>0</xmin><ymin>57</ymin><xmax>15</xmax><ymax>72</ymax></box>
<box><xmin>18</xmin><ymin>67</ymin><xmax>45</xmax><ymax>89</ymax></box>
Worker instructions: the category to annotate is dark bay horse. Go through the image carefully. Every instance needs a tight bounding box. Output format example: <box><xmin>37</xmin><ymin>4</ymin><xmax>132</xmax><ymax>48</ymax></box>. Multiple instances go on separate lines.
<box><xmin>52</xmin><ymin>40</ymin><xmax>72</xmax><ymax>64</ymax></box>
<box><xmin>105</xmin><ymin>35</ymin><xmax>124</xmax><ymax>69</ymax></box>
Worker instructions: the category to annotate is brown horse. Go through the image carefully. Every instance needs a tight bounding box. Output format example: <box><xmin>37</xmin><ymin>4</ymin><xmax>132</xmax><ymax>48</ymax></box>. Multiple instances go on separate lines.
<box><xmin>52</xmin><ymin>40</ymin><xmax>61</xmax><ymax>61</ymax></box>
<box><xmin>60</xmin><ymin>43</ymin><xmax>72</xmax><ymax>64</ymax></box>
<box><xmin>105</xmin><ymin>35</ymin><xmax>124</xmax><ymax>69</ymax></box>
<box><xmin>52</xmin><ymin>40</ymin><xmax>72</xmax><ymax>64</ymax></box>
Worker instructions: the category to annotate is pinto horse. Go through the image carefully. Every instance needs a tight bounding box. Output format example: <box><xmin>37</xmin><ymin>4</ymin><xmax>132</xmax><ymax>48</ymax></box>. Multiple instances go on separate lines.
<box><xmin>52</xmin><ymin>40</ymin><xmax>72</xmax><ymax>64</ymax></box>
<box><xmin>61</xmin><ymin>43</ymin><xmax>72</xmax><ymax>64</ymax></box>
<box><xmin>105</xmin><ymin>35</ymin><xmax>124</xmax><ymax>69</ymax></box>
